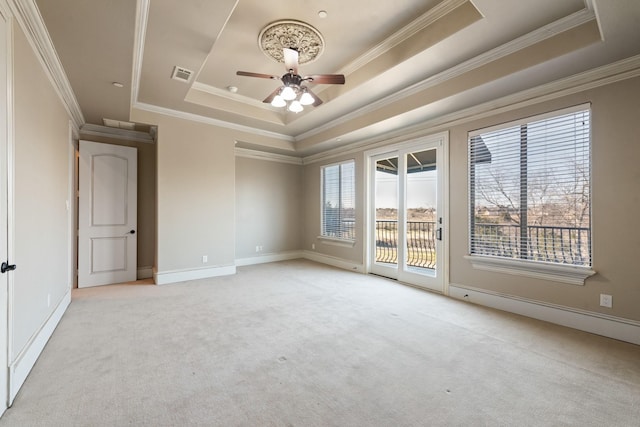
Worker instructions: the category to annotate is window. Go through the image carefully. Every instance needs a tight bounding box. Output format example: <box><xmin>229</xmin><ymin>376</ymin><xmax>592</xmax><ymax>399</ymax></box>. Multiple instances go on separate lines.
<box><xmin>321</xmin><ymin>160</ymin><xmax>355</xmax><ymax>241</ymax></box>
<box><xmin>469</xmin><ymin>106</ymin><xmax>591</xmax><ymax>271</ymax></box>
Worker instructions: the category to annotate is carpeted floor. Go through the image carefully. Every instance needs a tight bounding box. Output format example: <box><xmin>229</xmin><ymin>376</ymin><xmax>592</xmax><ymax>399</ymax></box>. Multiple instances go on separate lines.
<box><xmin>1</xmin><ymin>259</ymin><xmax>639</xmax><ymax>426</ymax></box>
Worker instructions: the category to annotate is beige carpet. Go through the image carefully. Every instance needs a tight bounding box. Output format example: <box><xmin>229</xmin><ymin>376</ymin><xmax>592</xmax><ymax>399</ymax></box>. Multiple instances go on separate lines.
<box><xmin>1</xmin><ymin>259</ymin><xmax>639</xmax><ymax>426</ymax></box>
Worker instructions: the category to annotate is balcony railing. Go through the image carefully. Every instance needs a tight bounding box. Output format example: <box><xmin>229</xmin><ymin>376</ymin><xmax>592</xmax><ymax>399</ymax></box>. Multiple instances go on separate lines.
<box><xmin>472</xmin><ymin>223</ymin><xmax>591</xmax><ymax>266</ymax></box>
<box><xmin>375</xmin><ymin>220</ymin><xmax>437</xmax><ymax>269</ymax></box>
<box><xmin>374</xmin><ymin>220</ymin><xmax>590</xmax><ymax>268</ymax></box>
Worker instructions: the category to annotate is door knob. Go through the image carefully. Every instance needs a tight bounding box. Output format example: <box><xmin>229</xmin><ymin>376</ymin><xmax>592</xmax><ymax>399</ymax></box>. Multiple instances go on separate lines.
<box><xmin>129</xmin><ymin>230</ymin><xmax>136</xmax><ymax>234</ymax></box>
<box><xmin>1</xmin><ymin>261</ymin><xmax>16</xmax><ymax>273</ymax></box>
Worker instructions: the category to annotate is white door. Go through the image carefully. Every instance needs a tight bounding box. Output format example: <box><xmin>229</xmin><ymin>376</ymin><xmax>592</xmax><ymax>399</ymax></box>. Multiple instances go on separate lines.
<box><xmin>78</xmin><ymin>141</ymin><xmax>137</xmax><ymax>287</ymax></box>
<box><xmin>0</xmin><ymin>6</ymin><xmax>9</xmax><ymax>415</ymax></box>
<box><xmin>368</xmin><ymin>136</ymin><xmax>446</xmax><ymax>292</ymax></box>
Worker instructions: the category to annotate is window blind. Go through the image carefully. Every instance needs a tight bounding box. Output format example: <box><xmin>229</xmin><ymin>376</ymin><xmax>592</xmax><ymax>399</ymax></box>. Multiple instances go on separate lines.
<box><xmin>321</xmin><ymin>160</ymin><xmax>355</xmax><ymax>239</ymax></box>
<box><xmin>469</xmin><ymin>107</ymin><xmax>591</xmax><ymax>266</ymax></box>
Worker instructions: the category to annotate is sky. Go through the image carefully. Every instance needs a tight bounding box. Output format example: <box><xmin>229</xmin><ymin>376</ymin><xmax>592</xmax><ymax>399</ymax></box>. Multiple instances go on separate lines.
<box><xmin>375</xmin><ymin>170</ymin><xmax>437</xmax><ymax>209</ymax></box>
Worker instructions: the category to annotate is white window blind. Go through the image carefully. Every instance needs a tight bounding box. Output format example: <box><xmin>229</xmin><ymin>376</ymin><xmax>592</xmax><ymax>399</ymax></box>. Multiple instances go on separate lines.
<box><xmin>321</xmin><ymin>160</ymin><xmax>355</xmax><ymax>240</ymax></box>
<box><xmin>469</xmin><ymin>106</ymin><xmax>591</xmax><ymax>266</ymax></box>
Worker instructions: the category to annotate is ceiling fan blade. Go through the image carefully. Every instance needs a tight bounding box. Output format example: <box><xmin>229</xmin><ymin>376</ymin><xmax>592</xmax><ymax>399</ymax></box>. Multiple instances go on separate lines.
<box><xmin>306</xmin><ymin>74</ymin><xmax>345</xmax><ymax>84</ymax></box>
<box><xmin>283</xmin><ymin>48</ymin><xmax>299</xmax><ymax>74</ymax></box>
<box><xmin>236</xmin><ymin>71</ymin><xmax>280</xmax><ymax>80</ymax></box>
<box><xmin>262</xmin><ymin>87</ymin><xmax>281</xmax><ymax>104</ymax></box>
<box><xmin>306</xmin><ymin>88</ymin><xmax>323</xmax><ymax>107</ymax></box>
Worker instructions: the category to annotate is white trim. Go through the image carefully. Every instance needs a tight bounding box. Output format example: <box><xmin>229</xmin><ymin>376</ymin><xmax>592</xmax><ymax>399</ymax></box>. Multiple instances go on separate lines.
<box><xmin>297</xmin><ymin>7</ymin><xmax>596</xmax><ymax>143</ymax></box>
<box><xmin>468</xmin><ymin>103</ymin><xmax>591</xmax><ymax>137</ymax></box>
<box><xmin>9</xmin><ymin>290</ymin><xmax>70</xmax><ymax>403</ymax></box>
<box><xmin>79</xmin><ymin>124</ymin><xmax>154</xmax><ymax>144</ymax></box>
<box><xmin>153</xmin><ymin>264</ymin><xmax>236</xmax><ymax>285</ymax></box>
<box><xmin>302</xmin><ymin>250</ymin><xmax>364</xmax><ymax>273</ymax></box>
<box><xmin>191</xmin><ymin>82</ymin><xmax>275</xmax><ymax>109</ymax></box>
<box><xmin>302</xmin><ymin>54</ymin><xmax>640</xmax><ymax>165</ymax></box>
<box><xmin>449</xmin><ymin>284</ymin><xmax>640</xmax><ymax>346</ymax></box>
<box><xmin>235</xmin><ymin>250</ymin><xmax>303</xmax><ymax>267</ymax></box>
<box><xmin>6</xmin><ymin>0</ymin><xmax>84</xmax><ymax>128</ymax></box>
<box><xmin>464</xmin><ymin>255</ymin><xmax>595</xmax><ymax>286</ymax></box>
<box><xmin>133</xmin><ymin>102</ymin><xmax>295</xmax><ymax>142</ymax></box>
<box><xmin>67</xmin><ymin>122</ymin><xmax>75</xmax><ymax>290</ymax></box>
<box><xmin>338</xmin><ymin>0</ymin><xmax>472</xmax><ymax>76</ymax></box>
<box><xmin>130</xmin><ymin>0</ymin><xmax>149</xmax><ymax>110</ymax></box>
<box><xmin>5</xmin><ymin>10</ymin><xmax>15</xmax><ymax>408</ymax></box>
<box><xmin>318</xmin><ymin>237</ymin><xmax>356</xmax><ymax>248</ymax></box>
<box><xmin>234</xmin><ymin>147</ymin><xmax>302</xmax><ymax>165</ymax></box>
<box><xmin>136</xmin><ymin>266</ymin><xmax>153</xmax><ymax>280</ymax></box>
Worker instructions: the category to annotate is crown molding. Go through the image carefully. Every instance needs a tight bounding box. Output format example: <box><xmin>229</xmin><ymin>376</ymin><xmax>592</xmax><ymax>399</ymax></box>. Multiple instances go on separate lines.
<box><xmin>303</xmin><ymin>54</ymin><xmax>640</xmax><ymax>164</ymax></box>
<box><xmin>339</xmin><ymin>0</ymin><xmax>471</xmax><ymax>76</ymax></box>
<box><xmin>234</xmin><ymin>147</ymin><xmax>302</xmax><ymax>165</ymax></box>
<box><xmin>297</xmin><ymin>7</ymin><xmax>597</xmax><ymax>143</ymax></box>
<box><xmin>191</xmin><ymin>81</ymin><xmax>275</xmax><ymax>109</ymax></box>
<box><xmin>80</xmin><ymin>123</ymin><xmax>155</xmax><ymax>144</ymax></box>
<box><xmin>6</xmin><ymin>0</ymin><xmax>84</xmax><ymax>128</ymax></box>
<box><xmin>133</xmin><ymin>101</ymin><xmax>295</xmax><ymax>142</ymax></box>
<box><xmin>130</xmin><ymin>0</ymin><xmax>149</xmax><ymax>111</ymax></box>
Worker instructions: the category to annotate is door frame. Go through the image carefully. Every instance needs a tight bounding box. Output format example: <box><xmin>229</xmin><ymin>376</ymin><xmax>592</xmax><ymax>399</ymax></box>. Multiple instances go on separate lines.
<box><xmin>78</xmin><ymin>140</ymin><xmax>138</xmax><ymax>288</ymax></box>
<box><xmin>1</xmin><ymin>2</ymin><xmax>12</xmax><ymax>411</ymax></box>
<box><xmin>364</xmin><ymin>131</ymin><xmax>449</xmax><ymax>294</ymax></box>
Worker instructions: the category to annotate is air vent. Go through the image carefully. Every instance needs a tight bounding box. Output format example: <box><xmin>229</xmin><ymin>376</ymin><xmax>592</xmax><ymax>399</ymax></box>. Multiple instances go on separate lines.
<box><xmin>171</xmin><ymin>66</ymin><xmax>193</xmax><ymax>82</ymax></box>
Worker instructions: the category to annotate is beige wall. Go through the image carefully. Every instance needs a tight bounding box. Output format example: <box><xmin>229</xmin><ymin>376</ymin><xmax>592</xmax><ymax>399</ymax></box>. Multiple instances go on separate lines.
<box><xmin>235</xmin><ymin>157</ymin><xmax>302</xmax><ymax>259</ymax></box>
<box><xmin>303</xmin><ymin>76</ymin><xmax>640</xmax><ymax>322</ymax></box>
<box><xmin>131</xmin><ymin>110</ymin><xmax>237</xmax><ymax>273</ymax></box>
<box><xmin>12</xmin><ymin>25</ymin><xmax>71</xmax><ymax>358</ymax></box>
<box><xmin>77</xmin><ymin>134</ymin><xmax>156</xmax><ymax>270</ymax></box>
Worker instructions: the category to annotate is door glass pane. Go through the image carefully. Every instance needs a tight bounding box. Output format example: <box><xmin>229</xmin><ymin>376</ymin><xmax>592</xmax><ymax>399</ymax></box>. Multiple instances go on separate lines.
<box><xmin>405</xmin><ymin>149</ymin><xmax>437</xmax><ymax>274</ymax></box>
<box><xmin>375</xmin><ymin>157</ymin><xmax>398</xmax><ymax>266</ymax></box>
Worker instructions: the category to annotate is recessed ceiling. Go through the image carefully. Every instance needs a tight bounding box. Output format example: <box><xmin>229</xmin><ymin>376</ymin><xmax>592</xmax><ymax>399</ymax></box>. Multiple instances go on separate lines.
<box><xmin>35</xmin><ymin>0</ymin><xmax>640</xmax><ymax>156</ymax></box>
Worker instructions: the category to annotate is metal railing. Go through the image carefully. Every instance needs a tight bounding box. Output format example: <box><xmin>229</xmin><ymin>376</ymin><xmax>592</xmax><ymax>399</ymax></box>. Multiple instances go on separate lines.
<box><xmin>472</xmin><ymin>223</ymin><xmax>591</xmax><ymax>266</ymax></box>
<box><xmin>374</xmin><ymin>220</ymin><xmax>590</xmax><ymax>269</ymax></box>
<box><xmin>375</xmin><ymin>220</ymin><xmax>437</xmax><ymax>269</ymax></box>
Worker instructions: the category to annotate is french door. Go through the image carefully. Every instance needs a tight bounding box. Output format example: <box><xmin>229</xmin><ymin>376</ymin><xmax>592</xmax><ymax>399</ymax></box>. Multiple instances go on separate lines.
<box><xmin>368</xmin><ymin>135</ymin><xmax>446</xmax><ymax>292</ymax></box>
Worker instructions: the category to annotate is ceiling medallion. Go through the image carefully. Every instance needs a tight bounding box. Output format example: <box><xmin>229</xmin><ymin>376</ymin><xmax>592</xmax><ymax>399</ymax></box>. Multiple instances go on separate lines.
<box><xmin>259</xmin><ymin>20</ymin><xmax>324</xmax><ymax>65</ymax></box>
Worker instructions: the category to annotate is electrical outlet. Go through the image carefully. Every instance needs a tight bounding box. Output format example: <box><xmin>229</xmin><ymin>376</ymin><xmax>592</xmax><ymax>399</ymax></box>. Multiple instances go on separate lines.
<box><xmin>256</xmin><ymin>245</ymin><xmax>260</xmax><ymax>252</ymax></box>
<box><xmin>312</xmin><ymin>243</ymin><xmax>315</xmax><ymax>250</ymax></box>
<box><xmin>599</xmin><ymin>294</ymin><xmax>612</xmax><ymax>308</ymax></box>
<box><xmin>202</xmin><ymin>255</ymin><xmax>208</xmax><ymax>263</ymax></box>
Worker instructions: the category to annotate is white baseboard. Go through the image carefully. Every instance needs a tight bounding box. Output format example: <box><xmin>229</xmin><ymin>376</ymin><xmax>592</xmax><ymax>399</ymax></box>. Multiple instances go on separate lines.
<box><xmin>153</xmin><ymin>264</ymin><xmax>236</xmax><ymax>285</ymax></box>
<box><xmin>449</xmin><ymin>284</ymin><xmax>640</xmax><ymax>346</ymax></box>
<box><xmin>302</xmin><ymin>250</ymin><xmax>365</xmax><ymax>273</ymax></box>
<box><xmin>9</xmin><ymin>290</ymin><xmax>71</xmax><ymax>404</ymax></box>
<box><xmin>235</xmin><ymin>250</ymin><xmax>303</xmax><ymax>267</ymax></box>
<box><xmin>136</xmin><ymin>266</ymin><xmax>153</xmax><ymax>280</ymax></box>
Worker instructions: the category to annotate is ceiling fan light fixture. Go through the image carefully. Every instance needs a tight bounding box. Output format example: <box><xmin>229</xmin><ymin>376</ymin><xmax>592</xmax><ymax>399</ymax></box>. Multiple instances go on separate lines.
<box><xmin>281</xmin><ymin>86</ymin><xmax>297</xmax><ymax>101</ymax></box>
<box><xmin>271</xmin><ymin>95</ymin><xmax>286</xmax><ymax>108</ymax></box>
<box><xmin>288</xmin><ymin>100</ymin><xmax>304</xmax><ymax>113</ymax></box>
<box><xmin>299</xmin><ymin>90</ymin><xmax>314</xmax><ymax>106</ymax></box>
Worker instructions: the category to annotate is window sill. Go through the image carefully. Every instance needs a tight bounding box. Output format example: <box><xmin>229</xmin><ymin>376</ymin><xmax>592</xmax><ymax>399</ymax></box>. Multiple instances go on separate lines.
<box><xmin>464</xmin><ymin>255</ymin><xmax>595</xmax><ymax>285</ymax></box>
<box><xmin>318</xmin><ymin>236</ymin><xmax>356</xmax><ymax>248</ymax></box>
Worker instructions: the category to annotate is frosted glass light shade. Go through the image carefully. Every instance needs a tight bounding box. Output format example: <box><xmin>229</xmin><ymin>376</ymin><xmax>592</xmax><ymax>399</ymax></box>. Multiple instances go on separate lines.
<box><xmin>288</xmin><ymin>100</ymin><xmax>304</xmax><ymax>113</ymax></box>
<box><xmin>299</xmin><ymin>91</ymin><xmax>314</xmax><ymax>105</ymax></box>
<box><xmin>281</xmin><ymin>86</ymin><xmax>297</xmax><ymax>101</ymax></box>
<box><xmin>271</xmin><ymin>95</ymin><xmax>286</xmax><ymax>107</ymax></box>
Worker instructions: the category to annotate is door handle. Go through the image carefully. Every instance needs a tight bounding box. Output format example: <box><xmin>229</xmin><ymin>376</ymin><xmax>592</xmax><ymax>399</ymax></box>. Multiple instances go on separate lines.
<box><xmin>1</xmin><ymin>261</ymin><xmax>16</xmax><ymax>273</ymax></box>
<box><xmin>127</xmin><ymin>230</ymin><xmax>136</xmax><ymax>235</ymax></box>
<box><xmin>436</xmin><ymin>228</ymin><xmax>442</xmax><ymax>241</ymax></box>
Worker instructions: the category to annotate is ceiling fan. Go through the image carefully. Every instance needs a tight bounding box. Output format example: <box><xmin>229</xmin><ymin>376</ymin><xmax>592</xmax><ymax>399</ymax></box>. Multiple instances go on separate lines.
<box><xmin>236</xmin><ymin>48</ymin><xmax>345</xmax><ymax>112</ymax></box>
